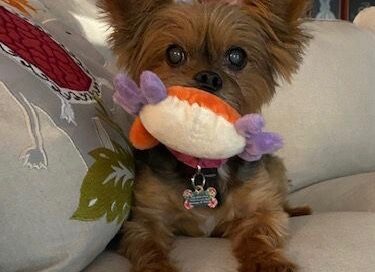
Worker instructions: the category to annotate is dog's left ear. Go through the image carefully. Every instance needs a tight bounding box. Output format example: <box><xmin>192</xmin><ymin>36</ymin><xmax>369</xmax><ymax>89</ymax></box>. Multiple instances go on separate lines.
<box><xmin>201</xmin><ymin>0</ymin><xmax>310</xmax><ymax>21</ymax></box>
<box><xmin>249</xmin><ymin>0</ymin><xmax>311</xmax><ymax>22</ymax></box>
<box><xmin>206</xmin><ymin>0</ymin><xmax>310</xmax><ymax>81</ymax></box>
<box><xmin>248</xmin><ymin>0</ymin><xmax>312</xmax><ymax>81</ymax></box>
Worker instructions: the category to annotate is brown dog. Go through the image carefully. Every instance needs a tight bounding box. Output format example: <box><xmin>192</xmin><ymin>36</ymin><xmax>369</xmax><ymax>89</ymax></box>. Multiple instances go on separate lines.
<box><xmin>99</xmin><ymin>0</ymin><xmax>311</xmax><ymax>271</ymax></box>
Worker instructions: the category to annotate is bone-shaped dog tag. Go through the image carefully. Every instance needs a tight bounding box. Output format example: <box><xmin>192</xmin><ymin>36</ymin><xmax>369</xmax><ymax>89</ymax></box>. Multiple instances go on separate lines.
<box><xmin>183</xmin><ymin>186</ymin><xmax>218</xmax><ymax>209</ymax></box>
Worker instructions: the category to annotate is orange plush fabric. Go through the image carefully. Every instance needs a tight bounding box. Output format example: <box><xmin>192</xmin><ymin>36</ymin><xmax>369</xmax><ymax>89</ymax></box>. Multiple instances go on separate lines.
<box><xmin>168</xmin><ymin>86</ymin><xmax>241</xmax><ymax>123</ymax></box>
<box><xmin>129</xmin><ymin>117</ymin><xmax>159</xmax><ymax>150</ymax></box>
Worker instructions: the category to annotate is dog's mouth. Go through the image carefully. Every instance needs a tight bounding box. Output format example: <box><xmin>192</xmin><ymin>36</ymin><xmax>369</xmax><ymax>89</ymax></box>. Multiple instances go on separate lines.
<box><xmin>180</xmin><ymin>82</ymin><xmax>218</xmax><ymax>94</ymax></box>
<box><xmin>194</xmin><ymin>84</ymin><xmax>219</xmax><ymax>94</ymax></box>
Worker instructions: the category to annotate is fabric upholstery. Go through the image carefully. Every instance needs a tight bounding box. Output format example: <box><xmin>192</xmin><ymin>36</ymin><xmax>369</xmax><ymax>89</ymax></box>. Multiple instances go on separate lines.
<box><xmin>85</xmin><ymin>172</ymin><xmax>375</xmax><ymax>272</ymax></box>
<box><xmin>289</xmin><ymin>172</ymin><xmax>375</xmax><ymax>213</ymax></box>
<box><xmin>263</xmin><ymin>21</ymin><xmax>375</xmax><ymax>190</ymax></box>
<box><xmin>0</xmin><ymin>3</ymin><xmax>132</xmax><ymax>272</ymax></box>
<box><xmin>84</xmin><ymin>252</ymin><xmax>131</xmax><ymax>272</ymax></box>
<box><xmin>85</xmin><ymin>212</ymin><xmax>375</xmax><ymax>272</ymax></box>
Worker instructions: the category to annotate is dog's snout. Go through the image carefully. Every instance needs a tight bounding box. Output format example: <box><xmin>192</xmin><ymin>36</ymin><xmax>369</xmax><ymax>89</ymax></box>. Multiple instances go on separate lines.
<box><xmin>194</xmin><ymin>71</ymin><xmax>223</xmax><ymax>92</ymax></box>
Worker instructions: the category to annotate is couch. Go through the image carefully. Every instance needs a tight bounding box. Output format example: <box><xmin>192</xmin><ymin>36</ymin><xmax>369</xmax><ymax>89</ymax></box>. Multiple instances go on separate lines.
<box><xmin>1</xmin><ymin>1</ymin><xmax>374</xmax><ymax>272</ymax></box>
<box><xmin>85</xmin><ymin>18</ymin><xmax>375</xmax><ymax>272</ymax></box>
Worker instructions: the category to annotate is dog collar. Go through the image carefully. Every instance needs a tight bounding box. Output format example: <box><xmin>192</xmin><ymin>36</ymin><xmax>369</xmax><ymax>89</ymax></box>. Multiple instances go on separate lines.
<box><xmin>169</xmin><ymin>149</ymin><xmax>227</xmax><ymax>169</ymax></box>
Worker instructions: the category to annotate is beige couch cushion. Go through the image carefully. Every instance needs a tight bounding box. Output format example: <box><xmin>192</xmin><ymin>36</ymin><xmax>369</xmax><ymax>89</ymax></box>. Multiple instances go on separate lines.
<box><xmin>85</xmin><ymin>212</ymin><xmax>375</xmax><ymax>272</ymax></box>
<box><xmin>289</xmin><ymin>172</ymin><xmax>375</xmax><ymax>213</ymax></box>
<box><xmin>263</xmin><ymin>21</ymin><xmax>375</xmax><ymax>190</ymax></box>
<box><xmin>288</xmin><ymin>212</ymin><xmax>375</xmax><ymax>272</ymax></box>
<box><xmin>84</xmin><ymin>252</ymin><xmax>131</xmax><ymax>272</ymax></box>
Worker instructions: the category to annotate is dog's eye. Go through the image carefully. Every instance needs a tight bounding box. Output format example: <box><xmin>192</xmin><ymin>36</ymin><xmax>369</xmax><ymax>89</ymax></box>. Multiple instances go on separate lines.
<box><xmin>166</xmin><ymin>45</ymin><xmax>186</xmax><ymax>67</ymax></box>
<box><xmin>225</xmin><ymin>47</ymin><xmax>247</xmax><ymax>71</ymax></box>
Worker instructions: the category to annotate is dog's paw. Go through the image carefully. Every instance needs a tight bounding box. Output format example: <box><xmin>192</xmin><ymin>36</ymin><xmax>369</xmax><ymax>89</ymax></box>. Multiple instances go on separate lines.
<box><xmin>239</xmin><ymin>257</ymin><xmax>297</xmax><ymax>272</ymax></box>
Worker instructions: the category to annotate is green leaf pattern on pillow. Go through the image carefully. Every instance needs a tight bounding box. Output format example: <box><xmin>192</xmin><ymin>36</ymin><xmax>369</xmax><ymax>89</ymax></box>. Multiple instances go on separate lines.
<box><xmin>72</xmin><ymin>141</ymin><xmax>134</xmax><ymax>224</ymax></box>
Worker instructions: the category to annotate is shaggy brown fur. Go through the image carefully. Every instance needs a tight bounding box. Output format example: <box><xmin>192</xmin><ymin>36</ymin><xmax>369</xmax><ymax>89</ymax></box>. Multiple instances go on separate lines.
<box><xmin>99</xmin><ymin>0</ymin><xmax>311</xmax><ymax>271</ymax></box>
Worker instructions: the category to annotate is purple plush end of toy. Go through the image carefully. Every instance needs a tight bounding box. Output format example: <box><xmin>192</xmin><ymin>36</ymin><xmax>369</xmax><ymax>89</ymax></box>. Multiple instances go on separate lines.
<box><xmin>253</xmin><ymin>133</ymin><xmax>283</xmax><ymax>154</ymax></box>
<box><xmin>238</xmin><ymin>133</ymin><xmax>283</xmax><ymax>162</ymax></box>
<box><xmin>235</xmin><ymin>114</ymin><xmax>283</xmax><ymax>162</ymax></box>
<box><xmin>113</xmin><ymin>73</ymin><xmax>145</xmax><ymax>115</ymax></box>
<box><xmin>235</xmin><ymin>114</ymin><xmax>265</xmax><ymax>136</ymax></box>
<box><xmin>140</xmin><ymin>71</ymin><xmax>168</xmax><ymax>104</ymax></box>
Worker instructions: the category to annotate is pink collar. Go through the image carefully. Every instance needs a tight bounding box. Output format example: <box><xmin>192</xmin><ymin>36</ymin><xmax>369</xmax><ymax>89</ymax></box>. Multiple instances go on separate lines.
<box><xmin>169</xmin><ymin>149</ymin><xmax>227</xmax><ymax>169</ymax></box>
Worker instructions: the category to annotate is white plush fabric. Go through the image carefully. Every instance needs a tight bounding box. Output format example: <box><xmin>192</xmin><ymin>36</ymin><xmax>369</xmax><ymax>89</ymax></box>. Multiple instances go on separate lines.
<box><xmin>263</xmin><ymin>21</ymin><xmax>375</xmax><ymax>190</ymax></box>
<box><xmin>85</xmin><ymin>212</ymin><xmax>375</xmax><ymax>272</ymax></box>
<box><xmin>140</xmin><ymin>96</ymin><xmax>245</xmax><ymax>159</ymax></box>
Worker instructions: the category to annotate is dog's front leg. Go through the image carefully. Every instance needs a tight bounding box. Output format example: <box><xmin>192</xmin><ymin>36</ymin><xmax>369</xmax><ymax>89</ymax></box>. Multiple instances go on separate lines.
<box><xmin>118</xmin><ymin>218</ymin><xmax>178</xmax><ymax>272</ymax></box>
<box><xmin>228</xmin><ymin>210</ymin><xmax>296</xmax><ymax>272</ymax></box>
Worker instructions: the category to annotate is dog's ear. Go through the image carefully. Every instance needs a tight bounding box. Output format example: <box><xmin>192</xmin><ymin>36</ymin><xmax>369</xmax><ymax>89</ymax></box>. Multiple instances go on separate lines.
<box><xmin>98</xmin><ymin>0</ymin><xmax>173</xmax><ymax>27</ymax></box>
<box><xmin>248</xmin><ymin>0</ymin><xmax>311</xmax><ymax>23</ymax></box>
<box><xmin>97</xmin><ymin>0</ymin><xmax>173</xmax><ymax>55</ymax></box>
<box><xmin>202</xmin><ymin>0</ymin><xmax>310</xmax><ymax>22</ymax></box>
<box><xmin>246</xmin><ymin>0</ymin><xmax>311</xmax><ymax>81</ymax></box>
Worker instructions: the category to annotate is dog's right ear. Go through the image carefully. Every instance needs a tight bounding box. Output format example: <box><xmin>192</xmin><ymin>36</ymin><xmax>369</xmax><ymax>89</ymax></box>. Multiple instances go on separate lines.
<box><xmin>97</xmin><ymin>0</ymin><xmax>172</xmax><ymax>54</ymax></box>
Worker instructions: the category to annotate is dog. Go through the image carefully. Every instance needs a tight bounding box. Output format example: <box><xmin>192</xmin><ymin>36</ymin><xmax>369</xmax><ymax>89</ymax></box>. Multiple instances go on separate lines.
<box><xmin>99</xmin><ymin>0</ymin><xmax>311</xmax><ymax>271</ymax></box>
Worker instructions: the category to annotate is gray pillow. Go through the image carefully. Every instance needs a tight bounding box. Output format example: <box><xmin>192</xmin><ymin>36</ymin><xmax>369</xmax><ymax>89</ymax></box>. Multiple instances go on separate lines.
<box><xmin>0</xmin><ymin>5</ymin><xmax>133</xmax><ymax>272</ymax></box>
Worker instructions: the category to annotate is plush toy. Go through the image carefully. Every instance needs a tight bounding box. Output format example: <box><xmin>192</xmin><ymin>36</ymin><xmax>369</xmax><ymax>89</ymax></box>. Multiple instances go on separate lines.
<box><xmin>113</xmin><ymin>71</ymin><xmax>283</xmax><ymax>168</ymax></box>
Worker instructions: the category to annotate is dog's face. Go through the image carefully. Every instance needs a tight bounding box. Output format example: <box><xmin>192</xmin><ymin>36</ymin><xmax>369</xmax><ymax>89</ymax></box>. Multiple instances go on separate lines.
<box><xmin>100</xmin><ymin>0</ymin><xmax>309</xmax><ymax>113</ymax></box>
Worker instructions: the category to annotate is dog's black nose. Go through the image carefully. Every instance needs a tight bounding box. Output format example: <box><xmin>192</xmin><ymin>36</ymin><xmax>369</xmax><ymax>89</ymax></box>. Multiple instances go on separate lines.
<box><xmin>194</xmin><ymin>71</ymin><xmax>223</xmax><ymax>92</ymax></box>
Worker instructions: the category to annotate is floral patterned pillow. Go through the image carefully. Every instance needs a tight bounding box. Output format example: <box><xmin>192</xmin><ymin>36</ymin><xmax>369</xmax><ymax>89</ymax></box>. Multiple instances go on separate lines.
<box><xmin>0</xmin><ymin>3</ymin><xmax>133</xmax><ymax>272</ymax></box>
